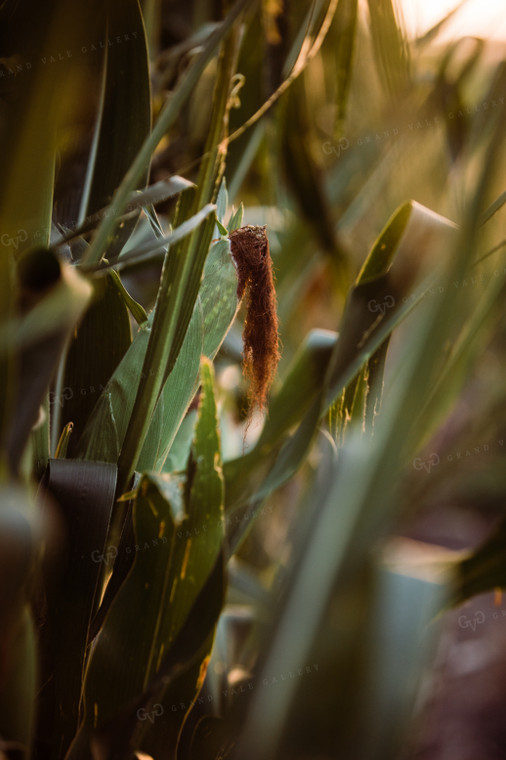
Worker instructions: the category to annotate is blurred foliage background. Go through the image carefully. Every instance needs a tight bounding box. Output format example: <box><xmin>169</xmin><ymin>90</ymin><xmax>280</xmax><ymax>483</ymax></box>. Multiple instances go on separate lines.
<box><xmin>0</xmin><ymin>0</ymin><xmax>505</xmax><ymax>759</ymax></box>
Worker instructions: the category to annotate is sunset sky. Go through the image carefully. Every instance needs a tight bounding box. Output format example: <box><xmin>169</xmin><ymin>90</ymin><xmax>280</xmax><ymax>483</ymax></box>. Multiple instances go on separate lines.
<box><xmin>400</xmin><ymin>0</ymin><xmax>506</xmax><ymax>41</ymax></box>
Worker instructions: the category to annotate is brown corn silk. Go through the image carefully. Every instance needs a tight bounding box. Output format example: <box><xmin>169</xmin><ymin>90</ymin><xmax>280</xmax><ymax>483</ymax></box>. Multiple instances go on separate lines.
<box><xmin>228</xmin><ymin>225</ymin><xmax>280</xmax><ymax>415</ymax></box>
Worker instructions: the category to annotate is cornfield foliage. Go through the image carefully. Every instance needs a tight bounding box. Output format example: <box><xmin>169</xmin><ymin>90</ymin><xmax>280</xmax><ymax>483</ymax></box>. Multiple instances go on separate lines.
<box><xmin>0</xmin><ymin>0</ymin><xmax>505</xmax><ymax>758</ymax></box>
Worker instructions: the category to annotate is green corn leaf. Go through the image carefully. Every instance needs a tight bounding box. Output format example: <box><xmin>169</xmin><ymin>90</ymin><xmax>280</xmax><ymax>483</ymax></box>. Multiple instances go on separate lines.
<box><xmin>163</xmin><ymin>410</ymin><xmax>198</xmax><ymax>474</ymax></box>
<box><xmin>138</xmin><ymin>238</ymin><xmax>238</xmax><ymax>472</ymax></box>
<box><xmin>224</xmin><ymin>328</ymin><xmax>337</xmax><ymax>512</ymax></box>
<box><xmin>355</xmin><ymin>560</ymin><xmax>449</xmax><ymax>758</ymax></box>
<box><xmin>139</xmin><ymin>358</ymin><xmax>226</xmax><ymax>757</ymax></box>
<box><xmin>81</xmin><ymin>0</ymin><xmax>256</xmax><ymax>271</ymax></box>
<box><xmin>0</xmin><ymin>484</ymin><xmax>40</xmax><ymax>755</ymax></box>
<box><xmin>52</xmin><ymin>273</ymin><xmax>132</xmax><ymax>459</ymax></box>
<box><xmin>479</xmin><ymin>189</ymin><xmax>506</xmax><ymax>226</ymax></box>
<box><xmin>222</xmin><ymin>335</ymin><xmax>331</xmax><ymax>528</ymax></box>
<box><xmin>216</xmin><ymin>178</ymin><xmax>229</xmax><ymax>226</ymax></box>
<box><xmin>0</xmin><ymin>0</ymin><xmax>123</xmax><ymax>465</ymax></box>
<box><xmin>256</xmin><ymin>329</ymin><xmax>337</xmax><ymax>453</ymax></box>
<box><xmin>366</xmin><ymin>0</ymin><xmax>410</xmax><ymax>97</ymax></box>
<box><xmin>107</xmin><ymin>269</ymin><xmax>148</xmax><ymax>325</ymax></box>
<box><xmin>60</xmin><ymin>177</ymin><xmax>193</xmax><ymax>249</ymax></box>
<box><xmin>79</xmin><ymin>0</ymin><xmax>151</xmax><ymax>259</ymax></box>
<box><xmin>135</xmin><ymin>305</ymin><xmax>203</xmax><ymax>474</ymax></box>
<box><xmin>216</xmin><ymin>218</ymin><xmax>230</xmax><ymax>237</ymax></box>
<box><xmin>79</xmin><ymin>552</ymin><xmax>225</xmax><ymax>760</ymax></box>
<box><xmin>0</xmin><ymin>4</ymin><xmax>92</xmax><ymax>453</ymax></box>
<box><xmin>279</xmin><ymin>77</ymin><xmax>345</xmax><ymax>273</ymax></box>
<box><xmin>66</xmin><ymin>471</ymin><xmax>181</xmax><ymax>754</ymax></box>
<box><xmin>122</xmin><ymin>177</ymin><xmax>195</xmax><ymax>217</ymax></box>
<box><xmin>70</xmin><ymin>359</ymin><xmax>225</xmax><ymax>758</ymax></box>
<box><xmin>232</xmin><ymin>450</ymin><xmax>448</xmax><ymax>760</ymax></box>
<box><xmin>98</xmin><ymin>203</ymin><xmax>216</xmax><ymax>271</ymax></box>
<box><xmin>73</xmin><ymin>317</ymin><xmax>150</xmax><ymax>463</ymax></box>
<box><xmin>76</xmin><ymin>236</ymin><xmax>237</xmax><ymax>467</ymax></box>
<box><xmin>333</xmin><ymin>0</ymin><xmax>358</xmax><ymax>124</ymax></box>
<box><xmin>2</xmin><ymin>250</ymin><xmax>92</xmax><ymax>472</ymax></box>
<box><xmin>410</xmin><ymin>250</ymin><xmax>506</xmax><ymax>457</ymax></box>
<box><xmin>228</xmin><ymin>203</ymin><xmax>244</xmax><ymax>232</ymax></box>
<box><xmin>35</xmin><ymin>460</ymin><xmax>118</xmax><ymax>759</ymax></box>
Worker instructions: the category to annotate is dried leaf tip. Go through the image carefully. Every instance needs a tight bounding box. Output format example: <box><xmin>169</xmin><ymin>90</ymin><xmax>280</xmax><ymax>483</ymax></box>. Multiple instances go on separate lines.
<box><xmin>229</xmin><ymin>225</ymin><xmax>280</xmax><ymax>416</ymax></box>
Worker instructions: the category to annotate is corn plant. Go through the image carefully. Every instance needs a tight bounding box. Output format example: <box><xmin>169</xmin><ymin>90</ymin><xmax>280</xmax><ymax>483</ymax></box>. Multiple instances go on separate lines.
<box><xmin>0</xmin><ymin>1</ymin><xmax>505</xmax><ymax>759</ymax></box>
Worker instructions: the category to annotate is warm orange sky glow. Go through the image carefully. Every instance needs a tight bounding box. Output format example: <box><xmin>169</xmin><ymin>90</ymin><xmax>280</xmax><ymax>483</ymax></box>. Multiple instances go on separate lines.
<box><xmin>400</xmin><ymin>0</ymin><xmax>506</xmax><ymax>41</ymax></box>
